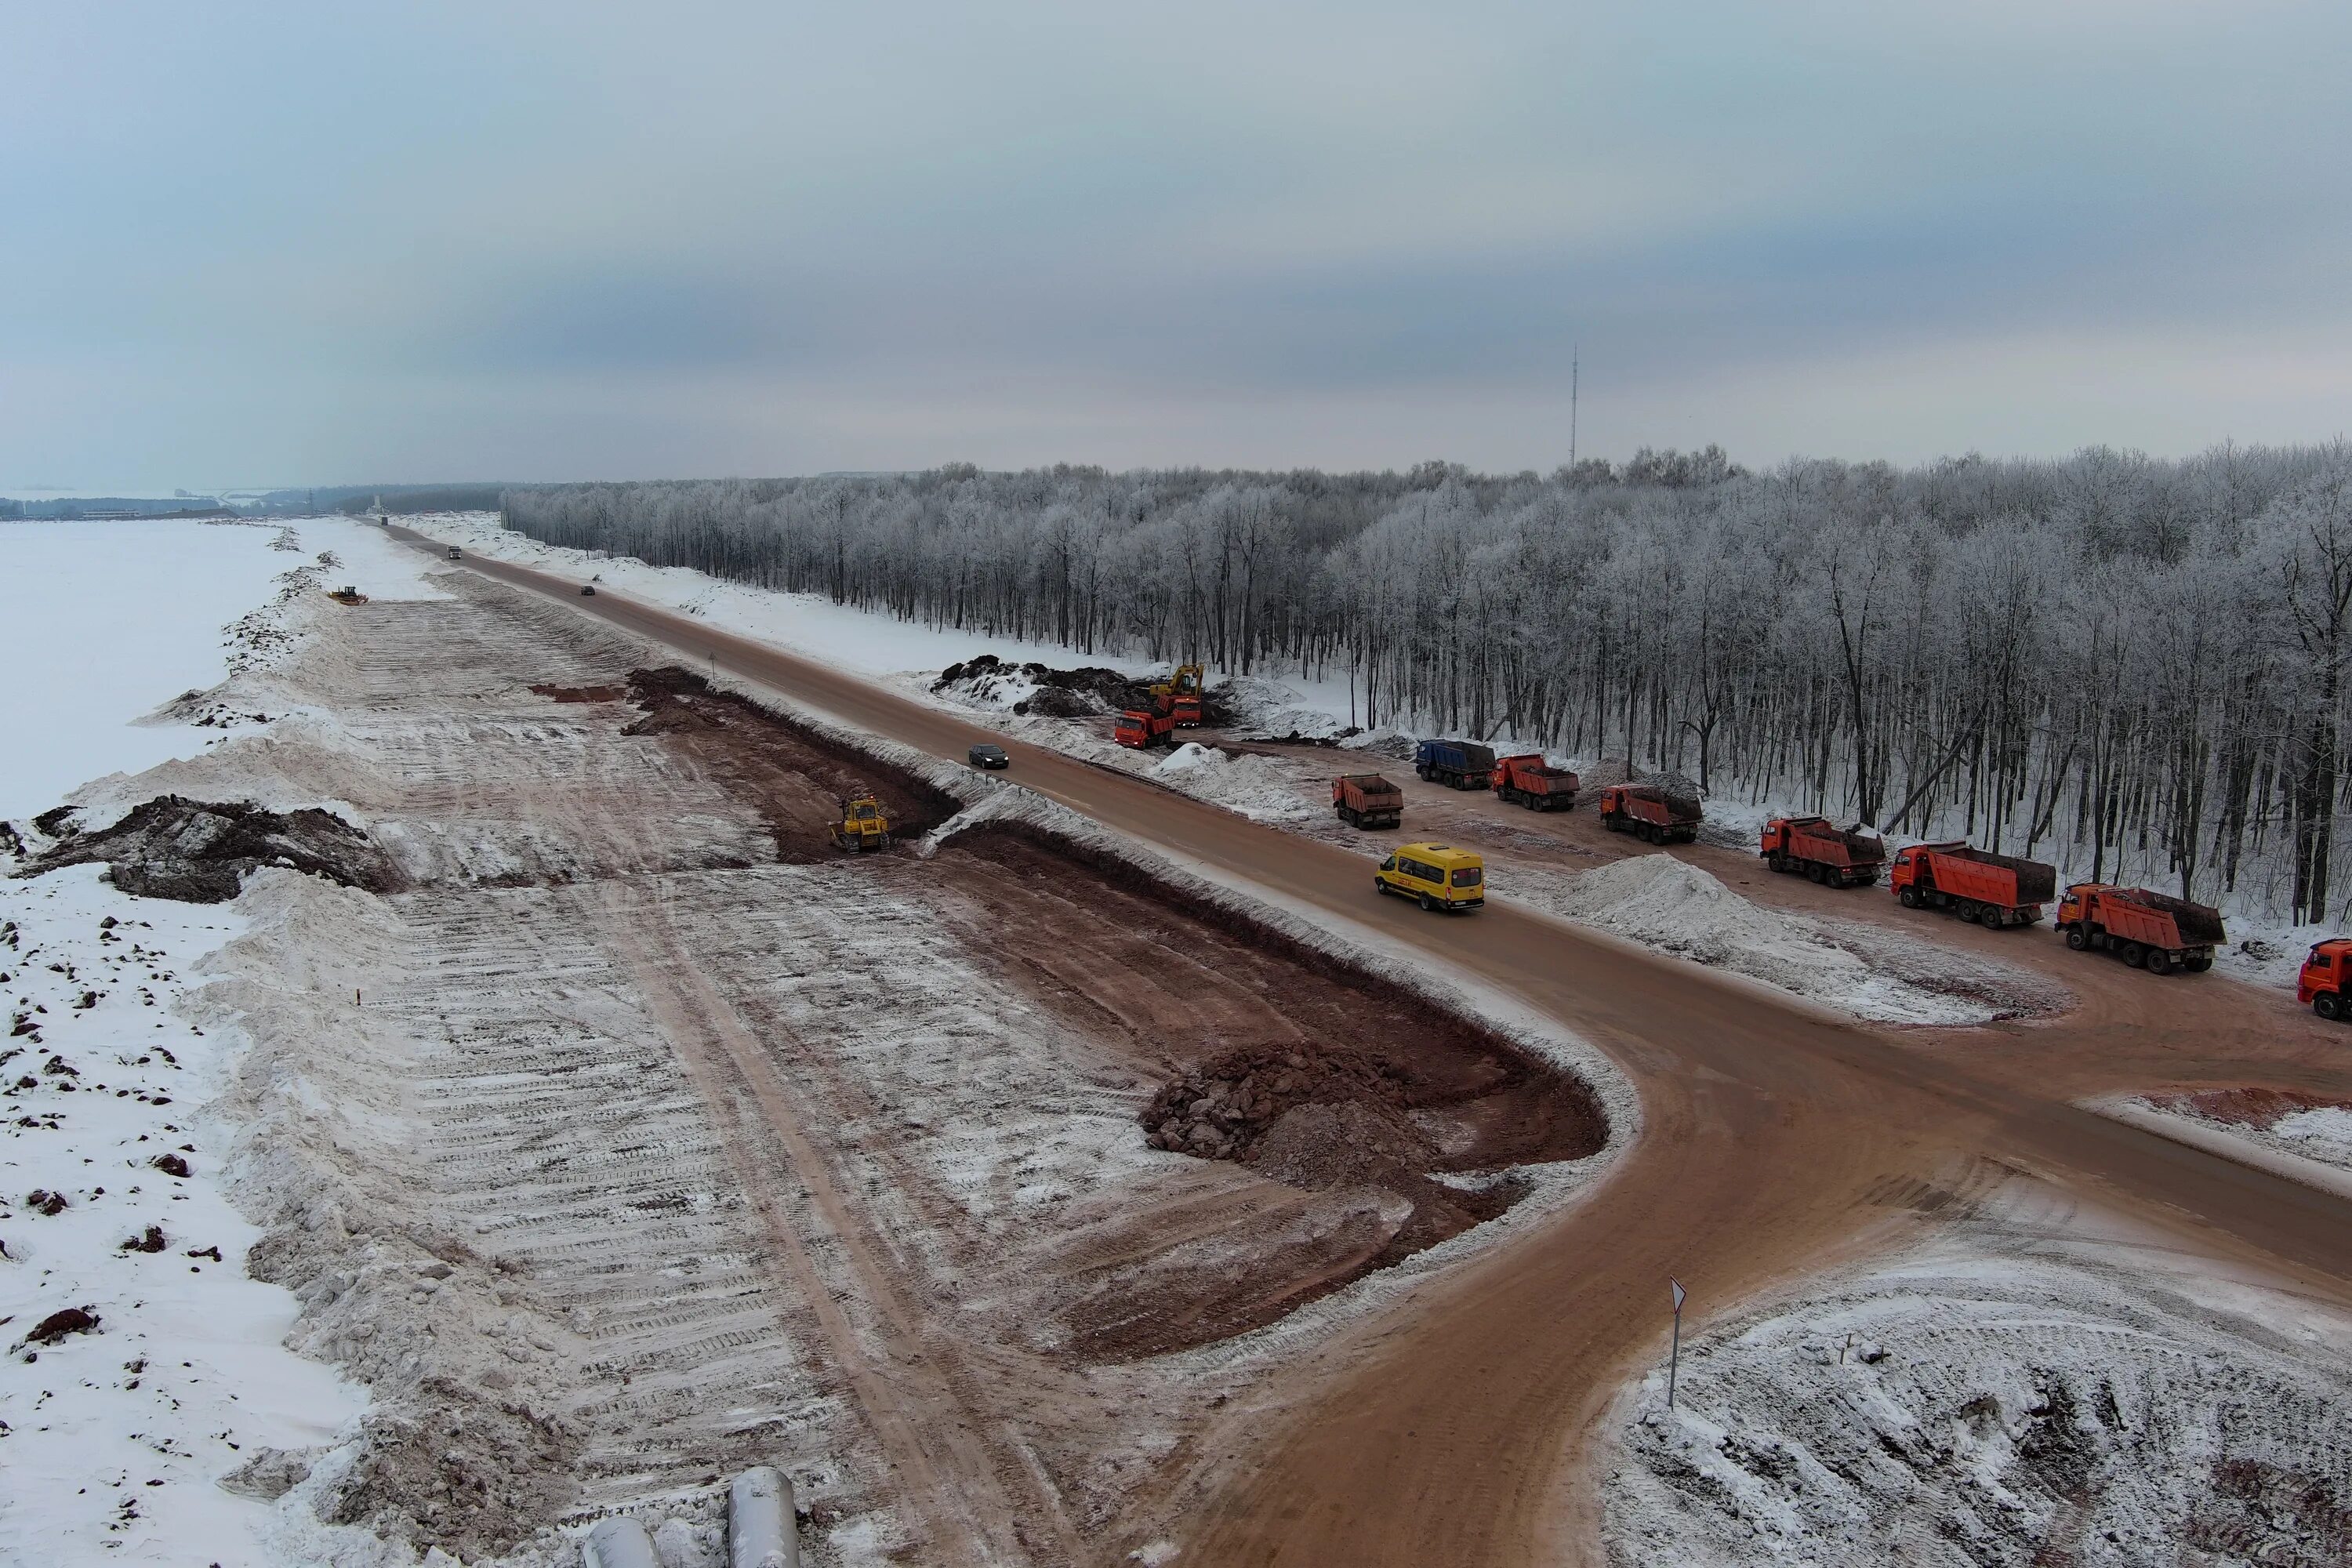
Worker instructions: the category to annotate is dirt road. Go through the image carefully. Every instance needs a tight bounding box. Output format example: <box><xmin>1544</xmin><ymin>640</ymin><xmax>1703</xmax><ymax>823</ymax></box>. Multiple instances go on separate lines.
<box><xmin>400</xmin><ymin>530</ymin><xmax>2352</xmax><ymax>1565</ymax></box>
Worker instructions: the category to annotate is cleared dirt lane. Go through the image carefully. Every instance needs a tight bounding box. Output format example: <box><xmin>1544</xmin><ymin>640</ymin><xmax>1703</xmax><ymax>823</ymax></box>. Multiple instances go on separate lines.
<box><xmin>401</xmin><ymin>530</ymin><xmax>2352</xmax><ymax>1566</ymax></box>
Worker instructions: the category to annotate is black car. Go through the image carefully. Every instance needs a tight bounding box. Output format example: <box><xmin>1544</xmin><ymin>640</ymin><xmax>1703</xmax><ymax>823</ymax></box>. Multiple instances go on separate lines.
<box><xmin>580</xmin><ymin>584</ymin><xmax>597</xmax><ymax>596</ymax></box>
<box><xmin>968</xmin><ymin>743</ymin><xmax>1011</xmax><ymax>770</ymax></box>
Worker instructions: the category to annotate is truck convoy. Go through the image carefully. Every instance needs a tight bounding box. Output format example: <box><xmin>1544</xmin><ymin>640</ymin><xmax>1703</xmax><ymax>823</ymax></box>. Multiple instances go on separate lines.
<box><xmin>1889</xmin><ymin>842</ymin><xmax>2056</xmax><ymax>927</ymax></box>
<box><xmin>1598</xmin><ymin>783</ymin><xmax>1702</xmax><ymax>844</ymax></box>
<box><xmin>1416</xmin><ymin>739</ymin><xmax>1496</xmax><ymax>790</ymax></box>
<box><xmin>1761</xmin><ymin>816</ymin><xmax>1886</xmax><ymax>887</ymax></box>
<box><xmin>2299</xmin><ymin>939</ymin><xmax>2352</xmax><ymax>1018</ymax></box>
<box><xmin>2055</xmin><ymin>884</ymin><xmax>2223</xmax><ymax>975</ymax></box>
<box><xmin>1491</xmin><ymin>753</ymin><xmax>1579</xmax><ymax>811</ymax></box>
<box><xmin>1331</xmin><ymin>773</ymin><xmax>1404</xmax><ymax>830</ymax></box>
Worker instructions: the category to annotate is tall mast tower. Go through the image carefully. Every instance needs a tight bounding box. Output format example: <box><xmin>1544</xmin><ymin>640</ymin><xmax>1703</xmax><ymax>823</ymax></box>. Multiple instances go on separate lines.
<box><xmin>1570</xmin><ymin>344</ymin><xmax>1580</xmax><ymax>469</ymax></box>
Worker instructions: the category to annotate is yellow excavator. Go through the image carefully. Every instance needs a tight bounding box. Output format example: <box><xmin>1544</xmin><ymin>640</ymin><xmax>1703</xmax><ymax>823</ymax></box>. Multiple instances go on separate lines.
<box><xmin>833</xmin><ymin>792</ymin><xmax>892</xmax><ymax>852</ymax></box>
<box><xmin>1152</xmin><ymin>662</ymin><xmax>1206</xmax><ymax>728</ymax></box>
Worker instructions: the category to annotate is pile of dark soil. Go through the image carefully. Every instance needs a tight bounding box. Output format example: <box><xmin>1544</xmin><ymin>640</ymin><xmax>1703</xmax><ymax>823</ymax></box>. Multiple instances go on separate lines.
<box><xmin>320</xmin><ymin>1376</ymin><xmax>581</xmax><ymax>1559</ymax></box>
<box><xmin>932</xmin><ymin>652</ymin><xmax>1246</xmax><ymax>725</ymax></box>
<box><xmin>528</xmin><ymin>682</ymin><xmax>626</xmax><ymax>703</ymax></box>
<box><xmin>1143</xmin><ymin>1040</ymin><xmax>1527</xmax><ymax>1266</ymax></box>
<box><xmin>1142</xmin><ymin>1043</ymin><xmax>1411</xmax><ymax>1162</ymax></box>
<box><xmin>620</xmin><ymin>666</ymin><xmax>958</xmax><ymax>860</ymax></box>
<box><xmin>24</xmin><ymin>797</ymin><xmax>402</xmax><ymax>904</ymax></box>
<box><xmin>932</xmin><ymin>653</ymin><xmax>1142</xmax><ymax>718</ymax></box>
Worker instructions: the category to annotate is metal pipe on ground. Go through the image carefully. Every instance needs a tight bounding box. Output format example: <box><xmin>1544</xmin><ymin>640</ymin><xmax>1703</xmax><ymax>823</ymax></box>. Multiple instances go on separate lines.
<box><xmin>730</xmin><ymin>1466</ymin><xmax>799</xmax><ymax>1568</ymax></box>
<box><xmin>581</xmin><ymin>1515</ymin><xmax>661</xmax><ymax>1568</ymax></box>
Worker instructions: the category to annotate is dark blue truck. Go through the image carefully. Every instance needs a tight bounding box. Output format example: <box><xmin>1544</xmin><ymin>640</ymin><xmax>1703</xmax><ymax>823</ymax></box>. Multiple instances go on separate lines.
<box><xmin>1414</xmin><ymin>739</ymin><xmax>1497</xmax><ymax>790</ymax></box>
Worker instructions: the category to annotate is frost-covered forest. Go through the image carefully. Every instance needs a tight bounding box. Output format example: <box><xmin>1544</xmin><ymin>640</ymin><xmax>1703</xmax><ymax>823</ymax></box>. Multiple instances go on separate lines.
<box><xmin>503</xmin><ymin>443</ymin><xmax>2352</xmax><ymax>926</ymax></box>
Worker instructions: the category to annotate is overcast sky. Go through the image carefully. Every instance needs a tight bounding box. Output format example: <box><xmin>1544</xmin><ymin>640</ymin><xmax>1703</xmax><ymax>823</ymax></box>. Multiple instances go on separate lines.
<box><xmin>6</xmin><ymin>2</ymin><xmax>2349</xmax><ymax>491</ymax></box>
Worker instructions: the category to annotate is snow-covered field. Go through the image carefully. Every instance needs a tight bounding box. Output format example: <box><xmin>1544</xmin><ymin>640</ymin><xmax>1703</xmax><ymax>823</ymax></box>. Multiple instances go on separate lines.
<box><xmin>1603</xmin><ymin>1184</ymin><xmax>2352</xmax><ymax>1566</ymax></box>
<box><xmin>0</xmin><ymin>520</ymin><xmax>292</xmax><ymax>824</ymax></box>
<box><xmin>0</xmin><ymin>517</ymin><xmax>422</xmax><ymax>1564</ymax></box>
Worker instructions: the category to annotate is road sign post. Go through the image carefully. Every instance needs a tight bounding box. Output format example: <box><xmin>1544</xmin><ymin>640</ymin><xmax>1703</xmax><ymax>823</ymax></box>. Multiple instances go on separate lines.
<box><xmin>1668</xmin><ymin>1277</ymin><xmax>1686</xmax><ymax>1409</ymax></box>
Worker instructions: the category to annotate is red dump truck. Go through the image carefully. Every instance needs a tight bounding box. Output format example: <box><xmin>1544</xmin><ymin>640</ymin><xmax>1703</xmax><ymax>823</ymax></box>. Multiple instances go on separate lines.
<box><xmin>2055</xmin><ymin>884</ymin><xmax>2223</xmax><ymax>975</ymax></box>
<box><xmin>1492</xmin><ymin>753</ymin><xmax>1579</xmax><ymax>811</ymax></box>
<box><xmin>1889</xmin><ymin>842</ymin><xmax>2056</xmax><ymax>928</ymax></box>
<box><xmin>1598</xmin><ymin>783</ymin><xmax>1701</xmax><ymax>844</ymax></box>
<box><xmin>1761</xmin><ymin>815</ymin><xmax>1886</xmax><ymax>888</ymax></box>
<box><xmin>1331</xmin><ymin>773</ymin><xmax>1404</xmax><ymax>830</ymax></box>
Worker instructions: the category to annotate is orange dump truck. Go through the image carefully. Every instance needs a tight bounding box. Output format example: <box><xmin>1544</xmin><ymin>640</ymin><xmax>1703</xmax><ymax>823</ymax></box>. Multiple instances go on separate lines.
<box><xmin>1761</xmin><ymin>816</ymin><xmax>1886</xmax><ymax>887</ymax></box>
<box><xmin>2056</xmin><ymin>884</ymin><xmax>2223</xmax><ymax>975</ymax></box>
<box><xmin>1114</xmin><ymin>696</ymin><xmax>1175</xmax><ymax>750</ymax></box>
<box><xmin>1331</xmin><ymin>773</ymin><xmax>1404</xmax><ymax>830</ymax></box>
<box><xmin>1492</xmin><ymin>753</ymin><xmax>1579</xmax><ymax>811</ymax></box>
<box><xmin>1889</xmin><ymin>842</ymin><xmax>2056</xmax><ymax>928</ymax></box>
<box><xmin>2298</xmin><ymin>938</ymin><xmax>2352</xmax><ymax>1019</ymax></box>
<box><xmin>1598</xmin><ymin>783</ymin><xmax>1701</xmax><ymax>844</ymax></box>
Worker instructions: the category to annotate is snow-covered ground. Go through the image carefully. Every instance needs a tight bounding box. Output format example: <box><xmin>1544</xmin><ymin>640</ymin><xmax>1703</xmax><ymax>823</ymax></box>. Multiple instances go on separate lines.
<box><xmin>2093</xmin><ymin>1090</ymin><xmax>2352</xmax><ymax>1202</ymax></box>
<box><xmin>1603</xmin><ymin>1186</ymin><xmax>2352</xmax><ymax>1566</ymax></box>
<box><xmin>1508</xmin><ymin>855</ymin><xmax>2061</xmax><ymax>1026</ymax></box>
<box><xmin>0</xmin><ymin>516</ymin><xmax>421</xmax><ymax>1564</ymax></box>
<box><xmin>0</xmin><ymin>520</ymin><xmax>292</xmax><ymax>824</ymax></box>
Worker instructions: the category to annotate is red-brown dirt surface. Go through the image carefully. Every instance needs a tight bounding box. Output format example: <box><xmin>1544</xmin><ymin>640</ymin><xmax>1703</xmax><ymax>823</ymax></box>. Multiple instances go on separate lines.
<box><xmin>412</xmin><ymin>530</ymin><xmax>2352</xmax><ymax>1568</ymax></box>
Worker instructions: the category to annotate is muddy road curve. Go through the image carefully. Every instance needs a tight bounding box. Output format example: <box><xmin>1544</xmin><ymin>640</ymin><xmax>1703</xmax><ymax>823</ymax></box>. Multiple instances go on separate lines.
<box><xmin>401</xmin><ymin>532</ymin><xmax>2352</xmax><ymax>1566</ymax></box>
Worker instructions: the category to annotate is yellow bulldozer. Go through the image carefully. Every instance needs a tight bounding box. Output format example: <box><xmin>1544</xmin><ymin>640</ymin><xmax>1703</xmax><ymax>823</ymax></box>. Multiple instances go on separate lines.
<box><xmin>833</xmin><ymin>792</ymin><xmax>892</xmax><ymax>852</ymax></box>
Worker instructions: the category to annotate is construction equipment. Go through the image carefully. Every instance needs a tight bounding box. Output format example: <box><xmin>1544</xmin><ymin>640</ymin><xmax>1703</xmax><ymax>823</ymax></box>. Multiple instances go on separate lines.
<box><xmin>447</xmin><ymin>545</ymin><xmax>463</xmax><ymax>560</ymax></box>
<box><xmin>1761</xmin><ymin>816</ymin><xmax>1886</xmax><ymax>888</ymax></box>
<box><xmin>1151</xmin><ymin>662</ymin><xmax>1206</xmax><ymax>728</ymax></box>
<box><xmin>1889</xmin><ymin>841</ymin><xmax>2056</xmax><ymax>927</ymax></box>
<box><xmin>326</xmin><ymin>585</ymin><xmax>368</xmax><ymax>605</ymax></box>
<box><xmin>2298</xmin><ymin>939</ymin><xmax>2352</xmax><ymax>1019</ymax></box>
<box><xmin>1492</xmin><ymin>753</ymin><xmax>1579</xmax><ymax>811</ymax></box>
<box><xmin>1331</xmin><ymin>773</ymin><xmax>1404</xmax><ymax>829</ymax></box>
<box><xmin>1114</xmin><ymin>691</ymin><xmax>1177</xmax><ymax>750</ymax></box>
<box><xmin>1415</xmin><ymin>739</ymin><xmax>1496</xmax><ymax>790</ymax></box>
<box><xmin>1598</xmin><ymin>782</ymin><xmax>1701</xmax><ymax>844</ymax></box>
<box><xmin>2055</xmin><ymin>884</ymin><xmax>2223</xmax><ymax>974</ymax></box>
<box><xmin>832</xmin><ymin>792</ymin><xmax>892</xmax><ymax>852</ymax></box>
<box><xmin>1374</xmin><ymin>842</ymin><xmax>1486</xmax><ymax>912</ymax></box>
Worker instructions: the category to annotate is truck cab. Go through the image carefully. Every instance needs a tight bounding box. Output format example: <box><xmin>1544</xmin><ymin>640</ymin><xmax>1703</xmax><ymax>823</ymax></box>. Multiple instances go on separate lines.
<box><xmin>1374</xmin><ymin>842</ymin><xmax>1486</xmax><ymax>912</ymax></box>
<box><xmin>2299</xmin><ymin>938</ymin><xmax>2352</xmax><ymax>1019</ymax></box>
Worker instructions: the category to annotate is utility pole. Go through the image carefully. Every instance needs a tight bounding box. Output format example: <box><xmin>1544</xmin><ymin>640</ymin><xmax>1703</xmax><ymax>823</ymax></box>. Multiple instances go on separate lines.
<box><xmin>1570</xmin><ymin>344</ymin><xmax>1579</xmax><ymax>470</ymax></box>
<box><xmin>1668</xmin><ymin>1276</ymin><xmax>1686</xmax><ymax>1408</ymax></box>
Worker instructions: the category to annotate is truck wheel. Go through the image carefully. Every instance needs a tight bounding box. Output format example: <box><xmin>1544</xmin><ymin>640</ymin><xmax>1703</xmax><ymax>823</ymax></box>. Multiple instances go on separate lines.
<box><xmin>2186</xmin><ymin>954</ymin><xmax>2212</xmax><ymax>973</ymax></box>
<box><xmin>2119</xmin><ymin>942</ymin><xmax>2146</xmax><ymax>968</ymax></box>
<box><xmin>2319</xmin><ymin>993</ymin><xmax>2343</xmax><ymax>1020</ymax></box>
<box><xmin>1768</xmin><ymin>852</ymin><xmax>1788</xmax><ymax>873</ymax></box>
<box><xmin>2065</xmin><ymin>927</ymin><xmax>2089</xmax><ymax>950</ymax></box>
<box><xmin>1897</xmin><ymin>886</ymin><xmax>1921</xmax><ymax>909</ymax></box>
<box><xmin>1418</xmin><ymin>892</ymin><xmax>1437</xmax><ymax>912</ymax></box>
<box><xmin>1807</xmin><ymin>862</ymin><xmax>1827</xmax><ymax>884</ymax></box>
<box><xmin>1957</xmin><ymin>901</ymin><xmax>1980</xmax><ymax>924</ymax></box>
<box><xmin>2143</xmin><ymin>947</ymin><xmax>2172</xmax><ymax>975</ymax></box>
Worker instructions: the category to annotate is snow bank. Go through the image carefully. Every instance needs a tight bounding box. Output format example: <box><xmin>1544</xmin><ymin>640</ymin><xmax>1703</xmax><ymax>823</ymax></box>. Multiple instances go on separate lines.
<box><xmin>2102</xmin><ymin>1090</ymin><xmax>2352</xmax><ymax>1191</ymax></box>
<box><xmin>1514</xmin><ymin>855</ymin><xmax>2002</xmax><ymax>1026</ymax></box>
<box><xmin>0</xmin><ymin>865</ymin><xmax>370</xmax><ymax>1563</ymax></box>
<box><xmin>1603</xmin><ymin>1232</ymin><xmax>2352</xmax><ymax>1566</ymax></box>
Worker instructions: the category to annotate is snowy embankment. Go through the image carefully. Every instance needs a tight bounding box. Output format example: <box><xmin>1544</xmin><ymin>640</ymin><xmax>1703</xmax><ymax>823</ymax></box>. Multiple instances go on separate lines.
<box><xmin>2091</xmin><ymin>1090</ymin><xmax>2352</xmax><ymax>1201</ymax></box>
<box><xmin>1513</xmin><ymin>856</ymin><xmax>2060</xmax><ymax>1026</ymax></box>
<box><xmin>0</xmin><ymin>516</ymin><xmax>421</xmax><ymax>1563</ymax></box>
<box><xmin>1603</xmin><ymin>1212</ymin><xmax>2352</xmax><ymax>1566</ymax></box>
